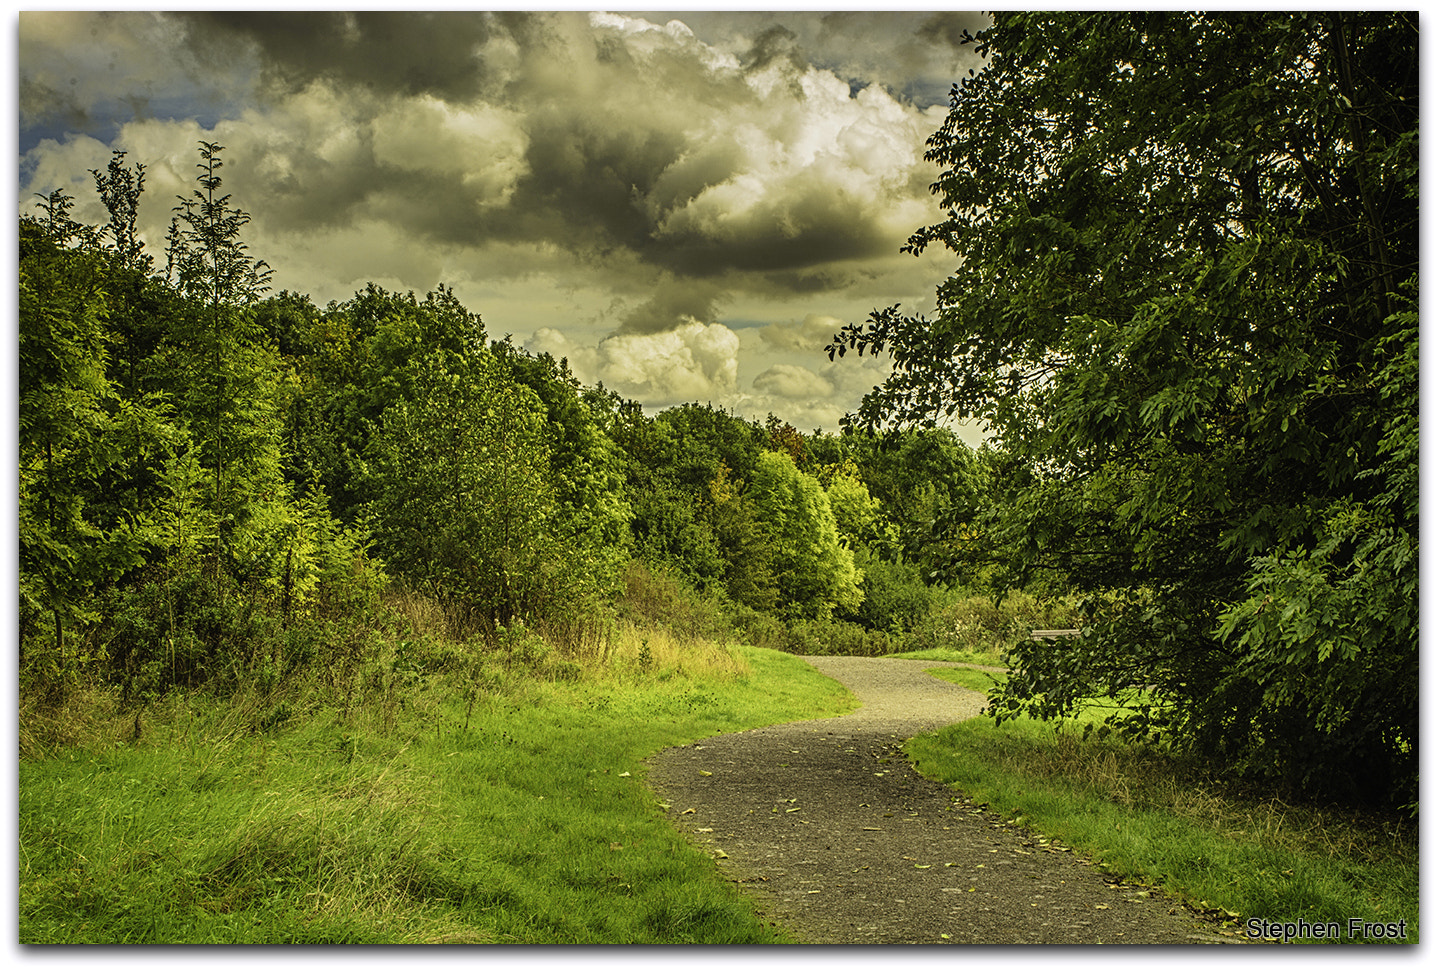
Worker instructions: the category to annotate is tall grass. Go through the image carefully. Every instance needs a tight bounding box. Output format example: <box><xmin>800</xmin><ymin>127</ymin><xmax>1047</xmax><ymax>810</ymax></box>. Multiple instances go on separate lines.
<box><xmin>18</xmin><ymin>581</ymin><xmax>854</xmax><ymax>944</ymax></box>
<box><xmin>909</xmin><ymin>667</ymin><xmax>1419</xmax><ymax>942</ymax></box>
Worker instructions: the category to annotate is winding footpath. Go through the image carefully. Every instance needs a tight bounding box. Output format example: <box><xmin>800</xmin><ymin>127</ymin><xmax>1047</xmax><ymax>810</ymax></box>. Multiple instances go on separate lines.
<box><xmin>646</xmin><ymin>656</ymin><xmax>1244</xmax><ymax>945</ymax></box>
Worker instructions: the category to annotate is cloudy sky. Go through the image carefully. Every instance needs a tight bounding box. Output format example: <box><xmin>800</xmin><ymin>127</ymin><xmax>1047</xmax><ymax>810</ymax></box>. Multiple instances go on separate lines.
<box><xmin>16</xmin><ymin>7</ymin><xmax>991</xmax><ymax>438</ymax></box>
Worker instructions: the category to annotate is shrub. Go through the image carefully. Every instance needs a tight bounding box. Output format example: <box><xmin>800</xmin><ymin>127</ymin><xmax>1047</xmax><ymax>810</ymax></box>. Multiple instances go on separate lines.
<box><xmin>900</xmin><ymin>589</ymin><xmax>1082</xmax><ymax>659</ymax></box>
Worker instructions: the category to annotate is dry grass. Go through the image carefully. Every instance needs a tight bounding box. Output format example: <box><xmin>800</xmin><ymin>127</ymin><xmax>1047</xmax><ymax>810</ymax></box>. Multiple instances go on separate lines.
<box><xmin>603</xmin><ymin>620</ymin><xmax>752</xmax><ymax>682</ymax></box>
<box><xmin>18</xmin><ymin>684</ymin><xmax>131</xmax><ymax>760</ymax></box>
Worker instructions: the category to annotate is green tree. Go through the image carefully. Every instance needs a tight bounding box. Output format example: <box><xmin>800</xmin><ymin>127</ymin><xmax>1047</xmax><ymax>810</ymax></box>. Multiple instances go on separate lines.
<box><xmin>365</xmin><ymin>346</ymin><xmax>584</xmax><ymax>636</ymax></box>
<box><xmin>750</xmin><ymin>451</ymin><xmax>862</xmax><ymax>618</ymax></box>
<box><xmin>286</xmin><ymin>283</ymin><xmax>488</xmax><ymax>521</ymax></box>
<box><xmin>609</xmin><ymin>402</ymin><xmax>765</xmax><ymax>592</ymax></box>
<box><xmin>18</xmin><ymin>218</ymin><xmax>126</xmax><ymax>667</ymax></box>
<box><xmin>831</xmin><ymin>12</ymin><xmax>1417</xmax><ymax>805</ymax></box>
<box><xmin>705</xmin><ymin>462</ymin><xmax>780</xmax><ymax>612</ymax></box>
<box><xmin>163</xmin><ymin>141</ymin><xmax>280</xmax><ymax>574</ymax></box>
<box><xmin>493</xmin><ymin>340</ymin><xmax>632</xmax><ymax>553</ymax></box>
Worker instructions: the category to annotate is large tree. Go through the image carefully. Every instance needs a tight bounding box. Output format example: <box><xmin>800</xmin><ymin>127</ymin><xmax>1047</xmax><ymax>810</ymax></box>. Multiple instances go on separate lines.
<box><xmin>831</xmin><ymin>12</ymin><xmax>1417</xmax><ymax>806</ymax></box>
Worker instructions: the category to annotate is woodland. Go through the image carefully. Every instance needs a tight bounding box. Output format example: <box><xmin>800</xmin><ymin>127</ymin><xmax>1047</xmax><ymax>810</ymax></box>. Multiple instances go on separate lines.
<box><xmin>19</xmin><ymin>10</ymin><xmax>1417</xmax><ymax>815</ymax></box>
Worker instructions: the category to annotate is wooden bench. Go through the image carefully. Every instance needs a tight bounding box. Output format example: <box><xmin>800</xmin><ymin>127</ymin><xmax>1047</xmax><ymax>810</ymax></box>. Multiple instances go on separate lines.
<box><xmin>1029</xmin><ymin>628</ymin><xmax>1080</xmax><ymax>641</ymax></box>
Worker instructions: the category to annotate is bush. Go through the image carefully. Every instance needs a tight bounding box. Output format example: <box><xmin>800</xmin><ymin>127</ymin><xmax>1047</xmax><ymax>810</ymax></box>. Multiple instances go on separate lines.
<box><xmin>104</xmin><ymin>570</ymin><xmax>279</xmax><ymax>699</ymax></box>
<box><xmin>615</xmin><ymin>560</ymin><xmax>728</xmax><ymax>643</ymax></box>
<box><xmin>728</xmin><ymin>609</ymin><xmax>895</xmax><ymax>658</ymax></box>
<box><xmin>900</xmin><ymin>589</ymin><xmax>1082</xmax><ymax>659</ymax></box>
<box><xmin>847</xmin><ymin>558</ymin><xmax>936</xmax><ymax>632</ymax></box>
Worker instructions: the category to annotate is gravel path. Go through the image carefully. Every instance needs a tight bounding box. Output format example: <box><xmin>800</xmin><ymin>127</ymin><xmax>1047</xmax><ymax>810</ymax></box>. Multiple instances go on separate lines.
<box><xmin>646</xmin><ymin>656</ymin><xmax>1243</xmax><ymax>945</ymax></box>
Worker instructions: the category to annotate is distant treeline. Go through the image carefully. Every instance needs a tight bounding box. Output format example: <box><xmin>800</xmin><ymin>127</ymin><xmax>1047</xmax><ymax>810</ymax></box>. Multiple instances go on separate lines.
<box><xmin>18</xmin><ymin>143</ymin><xmax>996</xmax><ymax>702</ymax></box>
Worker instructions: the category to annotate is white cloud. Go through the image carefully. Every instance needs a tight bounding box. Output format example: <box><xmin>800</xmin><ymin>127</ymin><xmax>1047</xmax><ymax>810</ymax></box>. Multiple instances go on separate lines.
<box><xmin>593</xmin><ymin>318</ymin><xmax>740</xmax><ymax>406</ymax></box>
<box><xmin>18</xmin><ymin>11</ymin><xmax>982</xmax><ymax>435</ymax></box>
<box><xmin>752</xmin><ymin>363</ymin><xmax>834</xmax><ymax>400</ymax></box>
<box><xmin>370</xmin><ymin>95</ymin><xmax>528</xmax><ymax>205</ymax></box>
<box><xmin>759</xmin><ymin>313</ymin><xmax>846</xmax><ymax>352</ymax></box>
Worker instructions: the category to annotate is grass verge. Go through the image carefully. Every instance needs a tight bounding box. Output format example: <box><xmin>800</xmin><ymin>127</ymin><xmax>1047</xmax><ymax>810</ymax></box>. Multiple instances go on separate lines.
<box><xmin>909</xmin><ymin>667</ymin><xmax>1419</xmax><ymax>944</ymax></box>
<box><xmin>19</xmin><ymin>639</ymin><xmax>853</xmax><ymax>944</ymax></box>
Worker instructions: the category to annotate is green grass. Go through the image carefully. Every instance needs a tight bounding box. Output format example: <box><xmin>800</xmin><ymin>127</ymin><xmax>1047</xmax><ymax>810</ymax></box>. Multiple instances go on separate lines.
<box><xmin>884</xmin><ymin>646</ymin><xmax>1007</xmax><ymax>667</ymax></box>
<box><xmin>19</xmin><ymin>643</ymin><xmax>854</xmax><ymax>944</ymax></box>
<box><xmin>910</xmin><ymin>668</ymin><xmax>1419</xmax><ymax>943</ymax></box>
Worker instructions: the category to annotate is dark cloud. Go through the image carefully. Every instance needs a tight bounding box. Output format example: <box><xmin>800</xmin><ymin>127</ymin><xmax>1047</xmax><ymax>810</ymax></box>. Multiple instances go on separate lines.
<box><xmin>172</xmin><ymin>11</ymin><xmax>501</xmax><ymax>102</ymax></box>
<box><xmin>915</xmin><ymin>12</ymin><xmax>991</xmax><ymax>52</ymax></box>
<box><xmin>22</xmin><ymin>10</ymin><xmax>962</xmax><ymax>351</ymax></box>
<box><xmin>616</xmin><ymin>277</ymin><xmax>725</xmax><ymax>335</ymax></box>
<box><xmin>18</xmin><ymin>76</ymin><xmax>90</xmax><ymax>131</ymax></box>
<box><xmin>742</xmin><ymin>24</ymin><xmax>807</xmax><ymax>75</ymax></box>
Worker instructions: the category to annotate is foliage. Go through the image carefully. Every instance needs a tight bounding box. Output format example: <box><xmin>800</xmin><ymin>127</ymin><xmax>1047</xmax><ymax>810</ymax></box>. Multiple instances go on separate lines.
<box><xmin>830</xmin><ymin>11</ymin><xmax>1418</xmax><ymax>806</ymax></box>
<box><xmin>748</xmin><ymin>451</ymin><xmax>863</xmax><ymax>619</ymax></box>
<box><xmin>364</xmin><ymin>347</ymin><xmax>566</xmax><ymax>637</ymax></box>
<box><xmin>18</xmin><ymin>222</ymin><xmax>130</xmax><ymax>667</ymax></box>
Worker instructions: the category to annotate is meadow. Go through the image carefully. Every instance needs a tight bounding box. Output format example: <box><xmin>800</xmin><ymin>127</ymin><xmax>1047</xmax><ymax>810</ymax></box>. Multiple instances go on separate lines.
<box><xmin>20</xmin><ymin>621</ymin><xmax>1416</xmax><ymax>944</ymax></box>
<box><xmin>19</xmin><ymin>625</ymin><xmax>852</xmax><ymax>944</ymax></box>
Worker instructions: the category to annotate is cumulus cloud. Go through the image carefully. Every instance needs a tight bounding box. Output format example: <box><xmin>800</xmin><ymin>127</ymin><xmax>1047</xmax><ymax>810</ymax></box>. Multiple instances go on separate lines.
<box><xmin>752</xmin><ymin>364</ymin><xmax>835</xmax><ymax>400</ymax></box>
<box><xmin>21</xmin><ymin>10</ymin><xmax>965</xmax><ymax>293</ymax></box>
<box><xmin>759</xmin><ymin>313</ymin><xmax>848</xmax><ymax>352</ymax></box>
<box><xmin>18</xmin><ymin>10</ymin><xmax>992</xmax><ymax>428</ymax></box>
<box><xmin>616</xmin><ymin>277</ymin><xmax>727</xmax><ymax>336</ymax></box>
<box><xmin>594</xmin><ymin>318</ymin><xmax>741</xmax><ymax>406</ymax></box>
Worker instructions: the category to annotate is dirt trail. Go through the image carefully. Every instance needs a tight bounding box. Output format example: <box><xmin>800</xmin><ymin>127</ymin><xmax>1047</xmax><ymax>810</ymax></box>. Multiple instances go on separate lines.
<box><xmin>646</xmin><ymin>656</ymin><xmax>1244</xmax><ymax>945</ymax></box>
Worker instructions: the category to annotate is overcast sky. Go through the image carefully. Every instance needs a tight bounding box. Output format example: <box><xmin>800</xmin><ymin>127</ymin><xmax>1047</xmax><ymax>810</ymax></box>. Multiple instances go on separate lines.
<box><xmin>16</xmin><ymin>8</ymin><xmax>991</xmax><ymax>438</ymax></box>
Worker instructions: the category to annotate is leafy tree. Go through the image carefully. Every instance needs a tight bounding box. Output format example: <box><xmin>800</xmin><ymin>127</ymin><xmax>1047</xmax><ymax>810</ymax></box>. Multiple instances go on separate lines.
<box><xmin>609</xmin><ymin>402</ymin><xmax>764</xmax><ymax>592</ymax></box>
<box><xmin>364</xmin><ymin>342</ymin><xmax>605</xmax><ymax>639</ymax></box>
<box><xmin>18</xmin><ymin>218</ymin><xmax>126</xmax><ymax>667</ymax></box>
<box><xmin>705</xmin><ymin>462</ymin><xmax>780</xmax><ymax>612</ymax></box>
<box><xmin>287</xmin><ymin>283</ymin><xmax>488</xmax><ymax>521</ymax></box>
<box><xmin>749</xmin><ymin>451</ymin><xmax>862</xmax><ymax>618</ymax></box>
<box><xmin>493</xmin><ymin>340</ymin><xmax>632</xmax><ymax>554</ymax></box>
<box><xmin>831</xmin><ymin>12</ymin><xmax>1417</xmax><ymax>805</ymax></box>
<box><xmin>847</xmin><ymin>428</ymin><xmax>992</xmax><ymax>581</ymax></box>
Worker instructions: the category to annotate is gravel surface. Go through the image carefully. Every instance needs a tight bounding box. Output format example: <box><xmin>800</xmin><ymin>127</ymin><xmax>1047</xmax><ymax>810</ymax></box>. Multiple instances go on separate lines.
<box><xmin>646</xmin><ymin>656</ymin><xmax>1245</xmax><ymax>945</ymax></box>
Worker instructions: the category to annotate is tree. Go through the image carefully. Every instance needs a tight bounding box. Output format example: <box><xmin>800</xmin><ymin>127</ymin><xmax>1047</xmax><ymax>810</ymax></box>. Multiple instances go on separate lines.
<box><xmin>705</xmin><ymin>461</ymin><xmax>780</xmax><ymax>613</ymax></box>
<box><xmin>830</xmin><ymin>12</ymin><xmax>1417</xmax><ymax>806</ymax></box>
<box><xmin>18</xmin><ymin>217</ymin><xmax>124</xmax><ymax>667</ymax></box>
<box><xmin>749</xmin><ymin>451</ymin><xmax>862</xmax><ymax>618</ymax></box>
<box><xmin>364</xmin><ymin>343</ymin><xmax>598</xmax><ymax>638</ymax></box>
<box><xmin>164</xmin><ymin>141</ymin><xmax>280</xmax><ymax>575</ymax></box>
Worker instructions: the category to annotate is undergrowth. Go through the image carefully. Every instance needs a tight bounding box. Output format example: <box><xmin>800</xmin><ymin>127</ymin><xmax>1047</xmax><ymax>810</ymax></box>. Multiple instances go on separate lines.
<box><xmin>911</xmin><ymin>667</ymin><xmax>1419</xmax><ymax>942</ymax></box>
